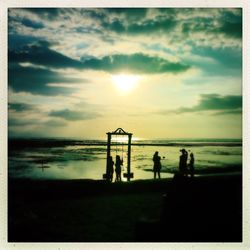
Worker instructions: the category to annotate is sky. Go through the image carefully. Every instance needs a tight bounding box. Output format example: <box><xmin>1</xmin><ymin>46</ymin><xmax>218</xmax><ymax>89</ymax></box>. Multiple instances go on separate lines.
<box><xmin>8</xmin><ymin>8</ymin><xmax>242</xmax><ymax>139</ymax></box>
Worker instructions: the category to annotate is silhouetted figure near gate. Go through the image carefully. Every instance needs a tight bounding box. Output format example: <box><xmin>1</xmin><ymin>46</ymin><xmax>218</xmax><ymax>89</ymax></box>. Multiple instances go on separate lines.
<box><xmin>188</xmin><ymin>152</ymin><xmax>195</xmax><ymax>178</ymax></box>
<box><xmin>179</xmin><ymin>149</ymin><xmax>188</xmax><ymax>176</ymax></box>
<box><xmin>107</xmin><ymin>156</ymin><xmax>114</xmax><ymax>182</ymax></box>
<box><xmin>115</xmin><ymin>155</ymin><xmax>122</xmax><ymax>182</ymax></box>
<box><xmin>153</xmin><ymin>151</ymin><xmax>162</xmax><ymax>179</ymax></box>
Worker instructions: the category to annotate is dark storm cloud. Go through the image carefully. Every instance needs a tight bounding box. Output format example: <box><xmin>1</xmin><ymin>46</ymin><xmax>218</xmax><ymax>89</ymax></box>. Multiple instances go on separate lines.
<box><xmin>9</xmin><ymin>45</ymin><xmax>189</xmax><ymax>74</ymax></box>
<box><xmin>8</xmin><ymin>117</ymin><xmax>67</xmax><ymax>128</ymax></box>
<box><xmin>218</xmin><ymin>20</ymin><xmax>242</xmax><ymax>38</ymax></box>
<box><xmin>8</xmin><ymin>11</ymin><xmax>44</xmax><ymax>31</ymax></box>
<box><xmin>44</xmin><ymin>119</ymin><xmax>67</xmax><ymax>127</ymax></box>
<box><xmin>102</xmin><ymin>19</ymin><xmax>126</xmax><ymax>33</ymax></box>
<box><xmin>99</xmin><ymin>8</ymin><xmax>241</xmax><ymax>39</ymax></box>
<box><xmin>181</xmin><ymin>17</ymin><xmax>215</xmax><ymax>34</ymax></box>
<box><xmin>101</xmin><ymin>15</ymin><xmax>176</xmax><ymax>34</ymax></box>
<box><xmin>182</xmin><ymin>20</ymin><xmax>242</xmax><ymax>38</ymax></box>
<box><xmin>8</xmin><ymin>34</ymin><xmax>57</xmax><ymax>51</ymax></box>
<box><xmin>180</xmin><ymin>45</ymin><xmax>242</xmax><ymax>80</ymax></box>
<box><xmin>174</xmin><ymin>94</ymin><xmax>242</xmax><ymax>114</ymax></box>
<box><xmin>218</xmin><ymin>9</ymin><xmax>242</xmax><ymax>38</ymax></box>
<box><xmin>8</xmin><ymin>34</ymin><xmax>40</xmax><ymax>50</ymax></box>
<box><xmin>23</xmin><ymin>8</ymin><xmax>61</xmax><ymax>21</ymax></box>
<box><xmin>213</xmin><ymin>109</ymin><xmax>242</xmax><ymax>116</ymax></box>
<box><xmin>9</xmin><ymin>45</ymin><xmax>83</xmax><ymax>69</ymax></box>
<box><xmin>127</xmin><ymin>18</ymin><xmax>176</xmax><ymax>34</ymax></box>
<box><xmin>190</xmin><ymin>46</ymin><xmax>242</xmax><ymax>70</ymax></box>
<box><xmin>49</xmin><ymin>109</ymin><xmax>101</xmax><ymax>121</ymax></box>
<box><xmin>81</xmin><ymin>53</ymin><xmax>190</xmax><ymax>74</ymax></box>
<box><xmin>106</xmin><ymin>8</ymin><xmax>147</xmax><ymax>20</ymax></box>
<box><xmin>81</xmin><ymin>8</ymin><xmax>148</xmax><ymax>26</ymax></box>
<box><xmin>10</xmin><ymin>8</ymin><xmax>242</xmax><ymax>40</ymax></box>
<box><xmin>181</xmin><ymin>9</ymin><xmax>242</xmax><ymax>39</ymax></box>
<box><xmin>8</xmin><ymin>102</ymin><xmax>35</xmax><ymax>112</ymax></box>
<box><xmin>8</xmin><ymin>64</ymin><xmax>82</xmax><ymax>95</ymax></box>
<box><xmin>8</xmin><ymin>118</ymin><xmax>33</xmax><ymax>126</ymax></box>
<box><xmin>21</xmin><ymin>18</ymin><xmax>44</xmax><ymax>29</ymax></box>
<box><xmin>60</xmin><ymin>9</ymin><xmax>172</xmax><ymax>38</ymax></box>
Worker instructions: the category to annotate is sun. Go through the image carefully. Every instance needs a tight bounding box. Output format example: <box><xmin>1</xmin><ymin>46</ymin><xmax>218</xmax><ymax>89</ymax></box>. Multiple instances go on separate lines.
<box><xmin>112</xmin><ymin>74</ymin><xmax>140</xmax><ymax>94</ymax></box>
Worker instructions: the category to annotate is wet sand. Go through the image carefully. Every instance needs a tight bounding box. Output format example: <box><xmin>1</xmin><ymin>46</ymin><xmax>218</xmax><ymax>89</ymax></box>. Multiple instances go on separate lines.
<box><xmin>8</xmin><ymin>173</ymin><xmax>242</xmax><ymax>242</ymax></box>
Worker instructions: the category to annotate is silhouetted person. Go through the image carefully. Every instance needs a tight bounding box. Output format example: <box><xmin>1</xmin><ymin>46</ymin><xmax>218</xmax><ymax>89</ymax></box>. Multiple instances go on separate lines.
<box><xmin>153</xmin><ymin>151</ymin><xmax>161</xmax><ymax>179</ymax></box>
<box><xmin>107</xmin><ymin>156</ymin><xmax>114</xmax><ymax>182</ymax></box>
<box><xmin>115</xmin><ymin>155</ymin><xmax>123</xmax><ymax>182</ymax></box>
<box><xmin>179</xmin><ymin>149</ymin><xmax>188</xmax><ymax>176</ymax></box>
<box><xmin>188</xmin><ymin>152</ymin><xmax>195</xmax><ymax>178</ymax></box>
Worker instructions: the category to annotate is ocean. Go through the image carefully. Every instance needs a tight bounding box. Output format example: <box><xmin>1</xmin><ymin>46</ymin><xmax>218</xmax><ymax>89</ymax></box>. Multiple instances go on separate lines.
<box><xmin>8</xmin><ymin>138</ymin><xmax>242</xmax><ymax>181</ymax></box>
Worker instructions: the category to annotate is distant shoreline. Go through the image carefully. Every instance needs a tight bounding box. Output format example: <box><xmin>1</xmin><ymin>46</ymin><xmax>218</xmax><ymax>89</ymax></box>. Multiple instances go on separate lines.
<box><xmin>8</xmin><ymin>138</ymin><xmax>242</xmax><ymax>149</ymax></box>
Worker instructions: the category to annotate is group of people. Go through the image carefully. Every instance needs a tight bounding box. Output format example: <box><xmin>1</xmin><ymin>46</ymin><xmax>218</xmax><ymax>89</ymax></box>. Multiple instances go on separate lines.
<box><xmin>106</xmin><ymin>149</ymin><xmax>195</xmax><ymax>182</ymax></box>
<box><xmin>179</xmin><ymin>148</ymin><xmax>195</xmax><ymax>178</ymax></box>
<box><xmin>107</xmin><ymin>155</ymin><xmax>123</xmax><ymax>182</ymax></box>
<box><xmin>152</xmin><ymin>149</ymin><xmax>195</xmax><ymax>179</ymax></box>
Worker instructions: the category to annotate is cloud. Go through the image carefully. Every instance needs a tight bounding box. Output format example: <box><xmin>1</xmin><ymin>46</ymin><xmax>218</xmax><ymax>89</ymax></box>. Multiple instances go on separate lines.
<box><xmin>180</xmin><ymin>9</ymin><xmax>242</xmax><ymax>39</ymax></box>
<box><xmin>99</xmin><ymin>8</ymin><xmax>241</xmax><ymax>44</ymax></box>
<box><xmin>218</xmin><ymin>20</ymin><xmax>242</xmax><ymax>38</ymax></box>
<box><xmin>23</xmin><ymin>8</ymin><xmax>61</xmax><ymax>21</ymax></box>
<box><xmin>80</xmin><ymin>53</ymin><xmax>190</xmax><ymax>74</ymax></box>
<box><xmin>213</xmin><ymin>109</ymin><xmax>242</xmax><ymax>116</ymax></box>
<box><xmin>182</xmin><ymin>46</ymin><xmax>242</xmax><ymax>78</ymax></box>
<box><xmin>158</xmin><ymin>94</ymin><xmax>242</xmax><ymax>115</ymax></box>
<box><xmin>106</xmin><ymin>8</ymin><xmax>148</xmax><ymax>20</ymax></box>
<box><xmin>77</xmin><ymin>8</ymin><xmax>148</xmax><ymax>28</ymax></box>
<box><xmin>174</xmin><ymin>94</ymin><xmax>242</xmax><ymax>114</ymax></box>
<box><xmin>49</xmin><ymin>109</ymin><xmax>101</xmax><ymax>121</ymax></box>
<box><xmin>9</xmin><ymin>45</ymin><xmax>83</xmax><ymax>69</ymax></box>
<box><xmin>127</xmin><ymin>18</ymin><xmax>176</xmax><ymax>34</ymax></box>
<box><xmin>102</xmin><ymin>15</ymin><xmax>176</xmax><ymax>35</ymax></box>
<box><xmin>8</xmin><ymin>102</ymin><xmax>36</xmax><ymax>112</ymax></box>
<box><xmin>8</xmin><ymin>118</ymin><xmax>33</xmax><ymax>126</ymax></box>
<box><xmin>218</xmin><ymin>9</ymin><xmax>242</xmax><ymax>38</ymax></box>
<box><xmin>21</xmin><ymin>18</ymin><xmax>44</xmax><ymax>29</ymax></box>
<box><xmin>8</xmin><ymin>64</ymin><xmax>83</xmax><ymax>95</ymax></box>
<box><xmin>8</xmin><ymin>34</ymin><xmax>41</xmax><ymax>50</ymax></box>
<box><xmin>8</xmin><ymin>117</ymin><xmax>67</xmax><ymax>128</ymax></box>
<box><xmin>43</xmin><ymin>119</ymin><xmax>67</xmax><ymax>127</ymax></box>
<box><xmin>9</xmin><ymin>44</ymin><xmax>190</xmax><ymax>74</ymax></box>
<box><xmin>202</xmin><ymin>46</ymin><xmax>242</xmax><ymax>69</ymax></box>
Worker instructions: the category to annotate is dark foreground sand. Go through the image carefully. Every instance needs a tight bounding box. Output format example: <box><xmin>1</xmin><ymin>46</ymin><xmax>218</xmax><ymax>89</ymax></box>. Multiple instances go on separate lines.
<box><xmin>8</xmin><ymin>173</ymin><xmax>242</xmax><ymax>242</ymax></box>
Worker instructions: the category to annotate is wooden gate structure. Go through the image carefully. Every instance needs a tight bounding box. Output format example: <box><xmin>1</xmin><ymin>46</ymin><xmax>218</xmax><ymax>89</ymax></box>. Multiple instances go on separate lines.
<box><xmin>103</xmin><ymin>128</ymin><xmax>134</xmax><ymax>181</ymax></box>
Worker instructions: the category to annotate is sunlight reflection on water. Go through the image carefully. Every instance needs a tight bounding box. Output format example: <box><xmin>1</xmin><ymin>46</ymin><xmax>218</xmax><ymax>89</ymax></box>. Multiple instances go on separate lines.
<box><xmin>8</xmin><ymin>142</ymin><xmax>242</xmax><ymax>180</ymax></box>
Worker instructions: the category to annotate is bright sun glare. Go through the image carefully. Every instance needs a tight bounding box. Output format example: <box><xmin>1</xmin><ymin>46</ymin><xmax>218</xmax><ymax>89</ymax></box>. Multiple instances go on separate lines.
<box><xmin>112</xmin><ymin>74</ymin><xmax>140</xmax><ymax>94</ymax></box>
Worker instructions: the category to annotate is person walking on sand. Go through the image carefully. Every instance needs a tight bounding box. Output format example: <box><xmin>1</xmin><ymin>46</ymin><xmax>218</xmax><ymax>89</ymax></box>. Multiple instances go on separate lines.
<box><xmin>153</xmin><ymin>151</ymin><xmax>162</xmax><ymax>179</ymax></box>
<box><xmin>179</xmin><ymin>149</ymin><xmax>188</xmax><ymax>176</ymax></box>
<box><xmin>115</xmin><ymin>155</ymin><xmax>123</xmax><ymax>182</ymax></box>
<box><xmin>188</xmin><ymin>152</ymin><xmax>195</xmax><ymax>178</ymax></box>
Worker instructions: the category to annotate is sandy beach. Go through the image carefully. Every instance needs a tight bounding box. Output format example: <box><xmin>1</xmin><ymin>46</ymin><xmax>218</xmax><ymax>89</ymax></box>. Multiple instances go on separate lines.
<box><xmin>8</xmin><ymin>172</ymin><xmax>242</xmax><ymax>242</ymax></box>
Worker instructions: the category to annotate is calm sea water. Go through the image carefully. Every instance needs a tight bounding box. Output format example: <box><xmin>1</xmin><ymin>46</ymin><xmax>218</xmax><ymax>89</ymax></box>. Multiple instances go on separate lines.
<box><xmin>8</xmin><ymin>138</ymin><xmax>242</xmax><ymax>181</ymax></box>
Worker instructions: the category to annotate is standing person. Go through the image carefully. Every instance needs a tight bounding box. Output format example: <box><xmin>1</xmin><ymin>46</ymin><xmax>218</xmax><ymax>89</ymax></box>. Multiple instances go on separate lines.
<box><xmin>153</xmin><ymin>151</ymin><xmax>162</xmax><ymax>179</ymax></box>
<box><xmin>108</xmin><ymin>156</ymin><xmax>114</xmax><ymax>182</ymax></box>
<box><xmin>188</xmin><ymin>152</ymin><xmax>195</xmax><ymax>178</ymax></box>
<box><xmin>179</xmin><ymin>149</ymin><xmax>188</xmax><ymax>176</ymax></box>
<box><xmin>115</xmin><ymin>155</ymin><xmax>123</xmax><ymax>182</ymax></box>
<box><xmin>184</xmin><ymin>149</ymin><xmax>188</xmax><ymax>176</ymax></box>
